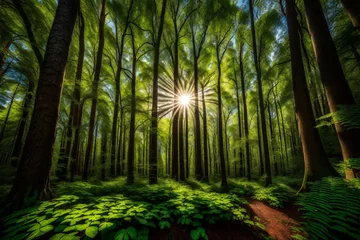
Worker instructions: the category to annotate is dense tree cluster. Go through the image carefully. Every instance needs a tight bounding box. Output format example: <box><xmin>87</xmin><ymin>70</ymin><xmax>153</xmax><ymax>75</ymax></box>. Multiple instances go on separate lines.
<box><xmin>0</xmin><ymin>0</ymin><xmax>360</xmax><ymax>207</ymax></box>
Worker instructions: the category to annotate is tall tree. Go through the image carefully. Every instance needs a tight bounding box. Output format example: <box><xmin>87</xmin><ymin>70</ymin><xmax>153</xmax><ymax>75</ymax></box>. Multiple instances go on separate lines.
<box><xmin>304</xmin><ymin>0</ymin><xmax>360</xmax><ymax>179</ymax></box>
<box><xmin>5</xmin><ymin>0</ymin><xmax>78</xmax><ymax>207</ymax></box>
<box><xmin>214</xmin><ymin>25</ymin><xmax>232</xmax><ymax>188</ymax></box>
<box><xmin>286</xmin><ymin>0</ymin><xmax>339</xmax><ymax>191</ymax></box>
<box><xmin>239</xmin><ymin>43</ymin><xmax>251</xmax><ymax>180</ymax></box>
<box><xmin>70</xmin><ymin>9</ymin><xmax>85</xmax><ymax>182</ymax></box>
<box><xmin>83</xmin><ymin>0</ymin><xmax>106</xmax><ymax>181</ymax></box>
<box><xmin>249</xmin><ymin>0</ymin><xmax>272</xmax><ymax>186</ymax></box>
<box><xmin>109</xmin><ymin>0</ymin><xmax>134</xmax><ymax>178</ymax></box>
<box><xmin>149</xmin><ymin>0</ymin><xmax>167</xmax><ymax>184</ymax></box>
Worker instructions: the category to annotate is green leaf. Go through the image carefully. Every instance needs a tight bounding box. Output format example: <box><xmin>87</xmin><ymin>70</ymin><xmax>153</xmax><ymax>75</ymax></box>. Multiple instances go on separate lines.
<box><xmin>126</xmin><ymin>227</ymin><xmax>137</xmax><ymax>239</ymax></box>
<box><xmin>99</xmin><ymin>222</ymin><xmax>116</xmax><ymax>231</ymax></box>
<box><xmin>54</xmin><ymin>225</ymin><xmax>67</xmax><ymax>233</ymax></box>
<box><xmin>114</xmin><ymin>229</ymin><xmax>127</xmax><ymax>240</ymax></box>
<box><xmin>159</xmin><ymin>220</ymin><xmax>170</xmax><ymax>229</ymax></box>
<box><xmin>85</xmin><ymin>226</ymin><xmax>98</xmax><ymax>238</ymax></box>
<box><xmin>27</xmin><ymin>225</ymin><xmax>54</xmax><ymax>240</ymax></box>
<box><xmin>193</xmin><ymin>213</ymin><xmax>203</xmax><ymax>219</ymax></box>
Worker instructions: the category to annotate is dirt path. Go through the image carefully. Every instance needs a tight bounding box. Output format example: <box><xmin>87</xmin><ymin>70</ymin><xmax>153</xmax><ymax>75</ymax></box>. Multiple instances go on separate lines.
<box><xmin>248</xmin><ymin>200</ymin><xmax>303</xmax><ymax>240</ymax></box>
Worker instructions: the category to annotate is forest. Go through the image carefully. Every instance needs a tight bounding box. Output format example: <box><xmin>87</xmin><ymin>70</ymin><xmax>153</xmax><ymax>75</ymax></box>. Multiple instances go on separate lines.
<box><xmin>0</xmin><ymin>0</ymin><xmax>360</xmax><ymax>239</ymax></box>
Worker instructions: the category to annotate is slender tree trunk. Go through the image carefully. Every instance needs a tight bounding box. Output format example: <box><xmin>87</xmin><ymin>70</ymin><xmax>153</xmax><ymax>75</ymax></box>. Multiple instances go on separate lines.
<box><xmin>111</xmin><ymin>2</ymin><xmax>133</xmax><ymax>177</ymax></box>
<box><xmin>11</xmin><ymin>80</ymin><xmax>34</xmax><ymax>167</ymax></box>
<box><xmin>257</xmin><ymin>105</ymin><xmax>264</xmax><ymax>176</ymax></box>
<box><xmin>0</xmin><ymin>82</ymin><xmax>20</xmax><ymax>144</ymax></box>
<box><xmin>179</xmin><ymin>111</ymin><xmax>185</xmax><ymax>181</ymax></box>
<box><xmin>149</xmin><ymin>0</ymin><xmax>167</xmax><ymax>184</ymax></box>
<box><xmin>185</xmin><ymin>108</ymin><xmax>189</xmax><ymax>178</ymax></box>
<box><xmin>127</xmin><ymin>28</ymin><xmax>137</xmax><ymax>184</ymax></box>
<box><xmin>116</xmin><ymin>112</ymin><xmax>123</xmax><ymax>177</ymax></box>
<box><xmin>172</xmin><ymin>38</ymin><xmax>179</xmax><ymax>181</ymax></box>
<box><xmin>122</xmin><ymin>126</ymin><xmax>126</xmax><ymax>176</ymax></box>
<box><xmin>341</xmin><ymin>0</ymin><xmax>360</xmax><ymax>31</ymax></box>
<box><xmin>278</xmin><ymin>101</ymin><xmax>289</xmax><ymax>170</ymax></box>
<box><xmin>5</xmin><ymin>0</ymin><xmax>78</xmax><ymax>208</ymax></box>
<box><xmin>201</xmin><ymin>86</ymin><xmax>209</xmax><ymax>181</ymax></box>
<box><xmin>249</xmin><ymin>0</ymin><xmax>271</xmax><ymax>186</ymax></box>
<box><xmin>239</xmin><ymin>43</ymin><xmax>251</xmax><ymax>180</ymax></box>
<box><xmin>83</xmin><ymin>0</ymin><xmax>106</xmax><ymax>181</ymax></box>
<box><xmin>305</xmin><ymin>0</ymin><xmax>360</xmax><ymax>178</ymax></box>
<box><xmin>268</xmin><ymin>102</ymin><xmax>278</xmax><ymax>176</ymax></box>
<box><xmin>216</xmin><ymin>57</ymin><xmax>227</xmax><ymax>187</ymax></box>
<box><xmin>101</xmin><ymin>131</ymin><xmax>107</xmax><ymax>181</ymax></box>
<box><xmin>193</xmin><ymin>45</ymin><xmax>203</xmax><ymax>181</ymax></box>
<box><xmin>274</xmin><ymin>94</ymin><xmax>285</xmax><ymax>174</ymax></box>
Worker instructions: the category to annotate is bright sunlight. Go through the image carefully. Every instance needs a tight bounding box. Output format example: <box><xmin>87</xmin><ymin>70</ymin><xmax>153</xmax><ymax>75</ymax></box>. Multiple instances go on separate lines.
<box><xmin>179</xmin><ymin>94</ymin><xmax>191</xmax><ymax>106</ymax></box>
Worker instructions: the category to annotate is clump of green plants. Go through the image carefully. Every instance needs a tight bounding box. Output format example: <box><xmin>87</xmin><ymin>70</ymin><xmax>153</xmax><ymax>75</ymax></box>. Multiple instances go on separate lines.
<box><xmin>228</xmin><ymin>179</ymin><xmax>297</xmax><ymax>208</ymax></box>
<box><xmin>1</xmin><ymin>182</ymin><xmax>266</xmax><ymax>240</ymax></box>
<box><xmin>297</xmin><ymin>177</ymin><xmax>360</xmax><ymax>240</ymax></box>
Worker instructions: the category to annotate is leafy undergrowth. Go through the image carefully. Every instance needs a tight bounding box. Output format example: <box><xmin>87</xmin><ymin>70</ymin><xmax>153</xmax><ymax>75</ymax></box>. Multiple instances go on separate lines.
<box><xmin>1</xmin><ymin>178</ymin><xmax>272</xmax><ymax>240</ymax></box>
<box><xmin>297</xmin><ymin>177</ymin><xmax>360</xmax><ymax>240</ymax></box>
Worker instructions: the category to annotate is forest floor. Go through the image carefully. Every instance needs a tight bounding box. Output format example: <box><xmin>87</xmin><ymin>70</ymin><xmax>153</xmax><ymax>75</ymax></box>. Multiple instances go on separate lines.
<box><xmin>0</xmin><ymin>170</ymin><xmax>307</xmax><ymax>240</ymax></box>
<box><xmin>247</xmin><ymin>199</ymin><xmax>303</xmax><ymax>240</ymax></box>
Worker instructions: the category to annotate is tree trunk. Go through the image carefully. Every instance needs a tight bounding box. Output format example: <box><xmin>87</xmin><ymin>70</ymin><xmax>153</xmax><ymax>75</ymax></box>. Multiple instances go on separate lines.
<box><xmin>257</xmin><ymin>105</ymin><xmax>264</xmax><ymax>176</ymax></box>
<box><xmin>268</xmin><ymin>102</ymin><xmax>278</xmax><ymax>176</ymax></box>
<box><xmin>201</xmin><ymin>86</ymin><xmax>209</xmax><ymax>181</ymax></box>
<box><xmin>193</xmin><ymin>42</ymin><xmax>203</xmax><ymax>181</ymax></box>
<box><xmin>11</xmin><ymin>80</ymin><xmax>34</xmax><ymax>167</ymax></box>
<box><xmin>216</xmin><ymin>57</ymin><xmax>227</xmax><ymax>187</ymax></box>
<box><xmin>83</xmin><ymin>0</ymin><xmax>106</xmax><ymax>181</ymax></box>
<box><xmin>341</xmin><ymin>0</ymin><xmax>360</xmax><ymax>31</ymax></box>
<box><xmin>249</xmin><ymin>0</ymin><xmax>272</xmax><ymax>186</ymax></box>
<box><xmin>149</xmin><ymin>0</ymin><xmax>167</xmax><ymax>184</ymax></box>
<box><xmin>11</xmin><ymin>0</ymin><xmax>43</xmax><ymax>66</ymax></box>
<box><xmin>127</xmin><ymin>28</ymin><xmax>137</xmax><ymax>185</ymax></box>
<box><xmin>0</xmin><ymin>82</ymin><xmax>20</xmax><ymax>144</ymax></box>
<box><xmin>185</xmin><ymin>108</ymin><xmax>189</xmax><ymax>179</ymax></box>
<box><xmin>69</xmin><ymin>10</ymin><xmax>84</xmax><ymax>181</ymax></box>
<box><xmin>5</xmin><ymin>0</ymin><xmax>78</xmax><ymax>208</ymax></box>
<box><xmin>239</xmin><ymin>43</ymin><xmax>251</xmax><ymax>180</ymax></box>
<box><xmin>179</xmin><ymin>111</ymin><xmax>185</xmax><ymax>181</ymax></box>
<box><xmin>304</xmin><ymin>0</ymin><xmax>360</xmax><ymax>178</ymax></box>
<box><xmin>101</xmin><ymin>131</ymin><xmax>107</xmax><ymax>181</ymax></box>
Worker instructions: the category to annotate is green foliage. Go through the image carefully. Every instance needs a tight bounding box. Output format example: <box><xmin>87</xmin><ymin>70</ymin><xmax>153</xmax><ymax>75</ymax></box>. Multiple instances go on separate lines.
<box><xmin>316</xmin><ymin>105</ymin><xmax>360</xmax><ymax>129</ymax></box>
<box><xmin>228</xmin><ymin>179</ymin><xmax>297</xmax><ymax>208</ymax></box>
<box><xmin>1</xmin><ymin>180</ymin><xmax>266</xmax><ymax>240</ymax></box>
<box><xmin>297</xmin><ymin>177</ymin><xmax>360</xmax><ymax>240</ymax></box>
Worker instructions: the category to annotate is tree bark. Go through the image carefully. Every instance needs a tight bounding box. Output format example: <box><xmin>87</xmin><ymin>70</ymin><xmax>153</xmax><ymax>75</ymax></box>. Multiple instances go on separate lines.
<box><xmin>341</xmin><ymin>0</ymin><xmax>360</xmax><ymax>31</ymax></box>
<box><xmin>179</xmin><ymin>111</ymin><xmax>185</xmax><ymax>181</ymax></box>
<box><xmin>216</xmin><ymin>53</ymin><xmax>227</xmax><ymax>188</ymax></box>
<box><xmin>5</xmin><ymin>0</ymin><xmax>78</xmax><ymax>208</ymax></box>
<box><xmin>70</xmin><ymin>10</ymin><xmax>85</xmax><ymax>182</ymax></box>
<box><xmin>239</xmin><ymin>43</ymin><xmax>251</xmax><ymax>180</ymax></box>
<box><xmin>0</xmin><ymin>82</ymin><xmax>20</xmax><ymax>144</ymax></box>
<box><xmin>101</xmin><ymin>131</ymin><xmax>107</xmax><ymax>181</ymax></box>
<box><xmin>11</xmin><ymin>80</ymin><xmax>34</xmax><ymax>167</ymax></box>
<box><xmin>304</xmin><ymin>0</ymin><xmax>360</xmax><ymax>178</ymax></box>
<box><xmin>249</xmin><ymin>0</ymin><xmax>272</xmax><ymax>186</ymax></box>
<box><xmin>286</xmin><ymin>0</ymin><xmax>338</xmax><ymax>187</ymax></box>
<box><xmin>149</xmin><ymin>0</ymin><xmax>167</xmax><ymax>184</ymax></box>
<box><xmin>127</xmin><ymin>27</ymin><xmax>137</xmax><ymax>184</ymax></box>
<box><xmin>83</xmin><ymin>0</ymin><xmax>106</xmax><ymax>181</ymax></box>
